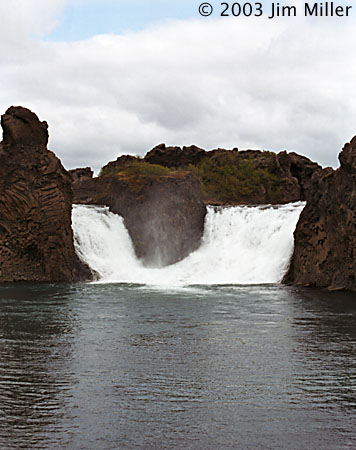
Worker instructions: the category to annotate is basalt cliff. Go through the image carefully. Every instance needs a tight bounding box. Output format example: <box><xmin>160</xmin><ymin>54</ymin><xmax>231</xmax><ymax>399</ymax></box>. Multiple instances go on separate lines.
<box><xmin>284</xmin><ymin>137</ymin><xmax>356</xmax><ymax>291</ymax></box>
<box><xmin>0</xmin><ymin>106</ymin><xmax>91</xmax><ymax>282</ymax></box>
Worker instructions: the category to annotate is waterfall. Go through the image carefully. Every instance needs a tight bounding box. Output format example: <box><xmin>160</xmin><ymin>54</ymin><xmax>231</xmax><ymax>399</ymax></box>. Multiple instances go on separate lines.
<box><xmin>72</xmin><ymin>203</ymin><xmax>304</xmax><ymax>286</ymax></box>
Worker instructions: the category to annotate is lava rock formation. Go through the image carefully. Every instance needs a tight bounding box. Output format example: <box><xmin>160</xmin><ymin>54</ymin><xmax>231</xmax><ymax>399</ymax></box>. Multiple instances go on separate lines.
<box><xmin>72</xmin><ymin>170</ymin><xmax>207</xmax><ymax>267</ymax></box>
<box><xmin>284</xmin><ymin>136</ymin><xmax>356</xmax><ymax>291</ymax></box>
<box><xmin>0</xmin><ymin>106</ymin><xmax>91</xmax><ymax>282</ymax></box>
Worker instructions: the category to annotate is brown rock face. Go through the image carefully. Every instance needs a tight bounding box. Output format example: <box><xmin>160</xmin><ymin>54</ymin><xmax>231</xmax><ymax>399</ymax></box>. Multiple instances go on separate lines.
<box><xmin>69</xmin><ymin>167</ymin><xmax>93</xmax><ymax>182</ymax></box>
<box><xmin>339</xmin><ymin>136</ymin><xmax>356</xmax><ymax>174</ymax></box>
<box><xmin>145</xmin><ymin>144</ymin><xmax>208</xmax><ymax>168</ymax></box>
<box><xmin>273</xmin><ymin>151</ymin><xmax>322</xmax><ymax>202</ymax></box>
<box><xmin>100</xmin><ymin>155</ymin><xmax>141</xmax><ymax>175</ymax></box>
<box><xmin>284</xmin><ymin>136</ymin><xmax>356</xmax><ymax>291</ymax></box>
<box><xmin>0</xmin><ymin>106</ymin><xmax>91</xmax><ymax>282</ymax></box>
<box><xmin>2</xmin><ymin>106</ymin><xmax>49</xmax><ymax>147</ymax></box>
<box><xmin>73</xmin><ymin>172</ymin><xmax>207</xmax><ymax>267</ymax></box>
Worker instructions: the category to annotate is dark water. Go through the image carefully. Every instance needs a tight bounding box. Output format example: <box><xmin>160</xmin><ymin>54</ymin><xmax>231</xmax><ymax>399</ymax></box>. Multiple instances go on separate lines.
<box><xmin>0</xmin><ymin>283</ymin><xmax>355</xmax><ymax>449</ymax></box>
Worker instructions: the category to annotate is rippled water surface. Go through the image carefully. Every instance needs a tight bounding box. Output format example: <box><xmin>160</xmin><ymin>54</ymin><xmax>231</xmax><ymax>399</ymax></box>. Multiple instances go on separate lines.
<box><xmin>0</xmin><ymin>284</ymin><xmax>355</xmax><ymax>449</ymax></box>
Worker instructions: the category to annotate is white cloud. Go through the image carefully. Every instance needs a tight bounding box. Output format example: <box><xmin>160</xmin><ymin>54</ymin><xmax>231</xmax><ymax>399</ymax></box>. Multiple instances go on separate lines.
<box><xmin>1</xmin><ymin>6</ymin><xmax>356</xmax><ymax>172</ymax></box>
<box><xmin>0</xmin><ymin>0</ymin><xmax>70</xmax><ymax>42</ymax></box>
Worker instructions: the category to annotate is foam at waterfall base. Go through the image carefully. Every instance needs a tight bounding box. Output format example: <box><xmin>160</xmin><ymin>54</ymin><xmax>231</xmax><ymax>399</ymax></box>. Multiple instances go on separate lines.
<box><xmin>72</xmin><ymin>203</ymin><xmax>305</xmax><ymax>286</ymax></box>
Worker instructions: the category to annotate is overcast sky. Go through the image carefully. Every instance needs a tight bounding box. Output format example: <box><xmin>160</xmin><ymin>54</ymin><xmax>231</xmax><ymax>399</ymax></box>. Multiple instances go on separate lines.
<box><xmin>1</xmin><ymin>0</ymin><xmax>355</xmax><ymax>172</ymax></box>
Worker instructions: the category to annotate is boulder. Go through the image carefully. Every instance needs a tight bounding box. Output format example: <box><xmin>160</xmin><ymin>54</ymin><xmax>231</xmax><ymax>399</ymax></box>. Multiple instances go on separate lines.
<box><xmin>0</xmin><ymin>106</ymin><xmax>91</xmax><ymax>282</ymax></box>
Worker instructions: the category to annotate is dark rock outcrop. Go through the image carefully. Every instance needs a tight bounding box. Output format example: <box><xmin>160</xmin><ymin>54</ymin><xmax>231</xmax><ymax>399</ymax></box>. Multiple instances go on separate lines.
<box><xmin>69</xmin><ymin>167</ymin><xmax>93</xmax><ymax>182</ymax></box>
<box><xmin>0</xmin><ymin>106</ymin><xmax>91</xmax><ymax>282</ymax></box>
<box><xmin>145</xmin><ymin>143</ymin><xmax>208</xmax><ymax>168</ymax></box>
<box><xmin>73</xmin><ymin>171</ymin><xmax>207</xmax><ymax>267</ymax></box>
<box><xmin>284</xmin><ymin>136</ymin><xmax>356</xmax><ymax>291</ymax></box>
<box><xmin>100</xmin><ymin>155</ymin><xmax>141</xmax><ymax>175</ymax></box>
<box><xmin>264</xmin><ymin>151</ymin><xmax>322</xmax><ymax>202</ymax></box>
<box><xmin>143</xmin><ymin>144</ymin><xmax>321</xmax><ymax>205</ymax></box>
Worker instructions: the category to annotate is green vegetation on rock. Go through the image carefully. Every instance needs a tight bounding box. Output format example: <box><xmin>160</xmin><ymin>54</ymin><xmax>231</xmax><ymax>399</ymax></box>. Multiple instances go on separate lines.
<box><xmin>98</xmin><ymin>151</ymin><xmax>284</xmax><ymax>204</ymax></box>
<box><xmin>100</xmin><ymin>161</ymin><xmax>171</xmax><ymax>179</ymax></box>
<box><xmin>188</xmin><ymin>153</ymin><xmax>281</xmax><ymax>204</ymax></box>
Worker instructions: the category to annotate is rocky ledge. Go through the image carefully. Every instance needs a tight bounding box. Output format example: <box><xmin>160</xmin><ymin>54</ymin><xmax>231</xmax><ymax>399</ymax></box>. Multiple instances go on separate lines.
<box><xmin>284</xmin><ymin>136</ymin><xmax>356</xmax><ymax>291</ymax></box>
<box><xmin>0</xmin><ymin>106</ymin><xmax>91</xmax><ymax>282</ymax></box>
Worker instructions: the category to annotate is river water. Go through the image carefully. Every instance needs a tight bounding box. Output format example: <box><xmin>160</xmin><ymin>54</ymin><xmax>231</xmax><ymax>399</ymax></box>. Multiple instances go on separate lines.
<box><xmin>1</xmin><ymin>204</ymin><xmax>356</xmax><ymax>448</ymax></box>
<box><xmin>0</xmin><ymin>283</ymin><xmax>355</xmax><ymax>449</ymax></box>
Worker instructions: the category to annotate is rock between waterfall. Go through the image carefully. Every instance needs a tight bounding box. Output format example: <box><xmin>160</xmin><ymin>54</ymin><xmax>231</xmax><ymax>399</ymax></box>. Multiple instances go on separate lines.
<box><xmin>72</xmin><ymin>172</ymin><xmax>207</xmax><ymax>267</ymax></box>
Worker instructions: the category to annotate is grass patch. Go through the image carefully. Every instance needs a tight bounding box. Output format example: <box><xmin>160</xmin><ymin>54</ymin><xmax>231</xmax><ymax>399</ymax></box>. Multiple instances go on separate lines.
<box><xmin>99</xmin><ymin>161</ymin><xmax>171</xmax><ymax>179</ymax></box>
<box><xmin>98</xmin><ymin>150</ymin><xmax>282</xmax><ymax>203</ymax></box>
<box><xmin>188</xmin><ymin>153</ymin><xmax>281</xmax><ymax>203</ymax></box>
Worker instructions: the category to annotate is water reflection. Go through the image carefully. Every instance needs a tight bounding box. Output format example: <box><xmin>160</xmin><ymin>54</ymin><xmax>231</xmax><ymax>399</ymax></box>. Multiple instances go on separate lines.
<box><xmin>0</xmin><ymin>283</ymin><xmax>355</xmax><ymax>449</ymax></box>
<box><xmin>290</xmin><ymin>288</ymin><xmax>356</xmax><ymax>413</ymax></box>
<box><xmin>0</xmin><ymin>285</ymin><xmax>78</xmax><ymax>449</ymax></box>
<box><xmin>90</xmin><ymin>285</ymin><xmax>356</xmax><ymax>449</ymax></box>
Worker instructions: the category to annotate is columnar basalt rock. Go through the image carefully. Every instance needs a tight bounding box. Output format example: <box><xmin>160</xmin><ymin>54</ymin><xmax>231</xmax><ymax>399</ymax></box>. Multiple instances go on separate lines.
<box><xmin>284</xmin><ymin>136</ymin><xmax>356</xmax><ymax>291</ymax></box>
<box><xmin>0</xmin><ymin>106</ymin><xmax>91</xmax><ymax>282</ymax></box>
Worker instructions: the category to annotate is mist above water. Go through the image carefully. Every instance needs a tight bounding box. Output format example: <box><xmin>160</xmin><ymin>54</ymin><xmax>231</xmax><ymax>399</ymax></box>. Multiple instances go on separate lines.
<box><xmin>72</xmin><ymin>203</ymin><xmax>305</xmax><ymax>286</ymax></box>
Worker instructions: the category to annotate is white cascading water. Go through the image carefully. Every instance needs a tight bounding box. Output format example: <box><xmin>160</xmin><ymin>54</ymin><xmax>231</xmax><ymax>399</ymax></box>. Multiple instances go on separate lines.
<box><xmin>72</xmin><ymin>203</ymin><xmax>305</xmax><ymax>286</ymax></box>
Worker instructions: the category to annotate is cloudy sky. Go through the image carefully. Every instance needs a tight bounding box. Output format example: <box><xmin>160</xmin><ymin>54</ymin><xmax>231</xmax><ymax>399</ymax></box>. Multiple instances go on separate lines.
<box><xmin>1</xmin><ymin>0</ymin><xmax>355</xmax><ymax>172</ymax></box>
